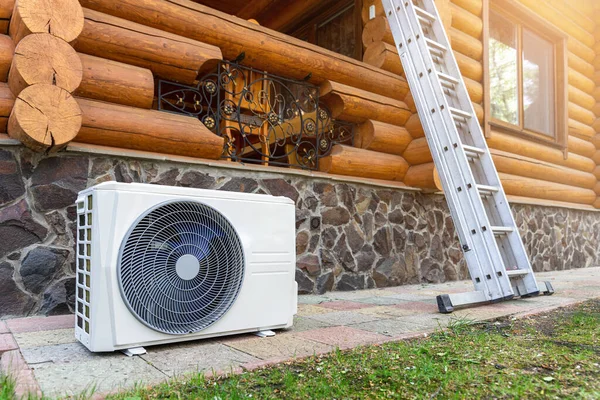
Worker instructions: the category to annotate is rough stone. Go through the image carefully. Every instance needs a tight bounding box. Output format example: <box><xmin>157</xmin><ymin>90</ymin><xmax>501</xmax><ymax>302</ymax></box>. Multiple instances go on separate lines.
<box><xmin>0</xmin><ymin>199</ymin><xmax>48</xmax><ymax>258</ymax></box>
<box><xmin>178</xmin><ymin>170</ymin><xmax>216</xmax><ymax>189</ymax></box>
<box><xmin>388</xmin><ymin>209</ymin><xmax>404</xmax><ymax>225</ymax></box>
<box><xmin>296</xmin><ymin>230</ymin><xmax>309</xmax><ymax>255</ymax></box>
<box><xmin>0</xmin><ymin>262</ymin><xmax>34</xmax><ymax>317</ymax></box>
<box><xmin>20</xmin><ymin>247</ymin><xmax>69</xmax><ymax>294</ymax></box>
<box><xmin>336</xmin><ymin>274</ymin><xmax>364</xmax><ymax>291</ymax></box>
<box><xmin>152</xmin><ymin>168</ymin><xmax>179</xmax><ymax>186</ymax></box>
<box><xmin>296</xmin><ymin>269</ymin><xmax>314</xmax><ymax>294</ymax></box>
<box><xmin>0</xmin><ymin>149</ymin><xmax>25</xmax><ymax>206</ymax></box>
<box><xmin>315</xmin><ymin>272</ymin><xmax>334</xmax><ymax>294</ymax></box>
<box><xmin>262</xmin><ymin>179</ymin><xmax>299</xmax><ymax>203</ymax></box>
<box><xmin>355</xmin><ymin>244</ymin><xmax>376</xmax><ymax>272</ymax></box>
<box><xmin>40</xmin><ymin>278</ymin><xmax>76</xmax><ymax>315</ymax></box>
<box><xmin>313</xmin><ymin>182</ymin><xmax>337</xmax><ymax>206</ymax></box>
<box><xmin>344</xmin><ymin>223</ymin><xmax>364</xmax><ymax>252</ymax></box>
<box><xmin>297</xmin><ymin>255</ymin><xmax>320</xmax><ymax>277</ymax></box>
<box><xmin>322</xmin><ymin>207</ymin><xmax>350</xmax><ymax>226</ymax></box>
<box><xmin>219</xmin><ymin>177</ymin><xmax>258</xmax><ymax>193</ymax></box>
<box><xmin>373</xmin><ymin>227</ymin><xmax>392</xmax><ymax>257</ymax></box>
<box><xmin>30</xmin><ymin>157</ymin><xmax>88</xmax><ymax>211</ymax></box>
<box><xmin>372</xmin><ymin>258</ymin><xmax>404</xmax><ymax>287</ymax></box>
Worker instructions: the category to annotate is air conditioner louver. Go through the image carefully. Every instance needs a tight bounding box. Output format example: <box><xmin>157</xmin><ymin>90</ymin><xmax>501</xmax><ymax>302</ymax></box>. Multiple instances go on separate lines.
<box><xmin>118</xmin><ymin>201</ymin><xmax>245</xmax><ymax>335</ymax></box>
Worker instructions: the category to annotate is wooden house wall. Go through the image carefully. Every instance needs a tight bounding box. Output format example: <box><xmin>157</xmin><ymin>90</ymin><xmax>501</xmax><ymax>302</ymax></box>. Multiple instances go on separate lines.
<box><xmin>361</xmin><ymin>0</ymin><xmax>599</xmax><ymax>208</ymax></box>
<box><xmin>0</xmin><ymin>0</ymin><xmax>596</xmax><ymax>210</ymax></box>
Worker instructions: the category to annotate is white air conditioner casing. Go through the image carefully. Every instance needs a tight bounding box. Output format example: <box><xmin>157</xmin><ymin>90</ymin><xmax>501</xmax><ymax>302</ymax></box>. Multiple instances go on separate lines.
<box><xmin>74</xmin><ymin>182</ymin><xmax>297</xmax><ymax>352</ymax></box>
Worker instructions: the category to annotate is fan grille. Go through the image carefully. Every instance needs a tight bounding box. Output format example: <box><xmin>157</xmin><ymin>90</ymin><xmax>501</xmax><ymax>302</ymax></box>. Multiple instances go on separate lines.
<box><xmin>118</xmin><ymin>200</ymin><xmax>245</xmax><ymax>335</ymax></box>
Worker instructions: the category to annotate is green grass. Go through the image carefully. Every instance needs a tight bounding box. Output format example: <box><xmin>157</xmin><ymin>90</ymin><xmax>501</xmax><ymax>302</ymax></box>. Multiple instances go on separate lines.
<box><xmin>3</xmin><ymin>300</ymin><xmax>599</xmax><ymax>399</ymax></box>
<box><xmin>1</xmin><ymin>373</ymin><xmax>16</xmax><ymax>400</ymax></box>
<box><xmin>107</xmin><ymin>300</ymin><xmax>600</xmax><ymax>400</ymax></box>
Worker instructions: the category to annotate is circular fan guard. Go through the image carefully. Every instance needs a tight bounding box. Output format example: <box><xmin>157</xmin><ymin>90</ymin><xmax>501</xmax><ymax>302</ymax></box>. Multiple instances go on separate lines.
<box><xmin>118</xmin><ymin>200</ymin><xmax>245</xmax><ymax>335</ymax></box>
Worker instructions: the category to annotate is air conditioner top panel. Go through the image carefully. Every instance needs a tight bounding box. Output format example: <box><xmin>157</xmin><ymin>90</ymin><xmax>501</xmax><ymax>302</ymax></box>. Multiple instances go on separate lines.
<box><xmin>80</xmin><ymin>181</ymin><xmax>295</xmax><ymax>205</ymax></box>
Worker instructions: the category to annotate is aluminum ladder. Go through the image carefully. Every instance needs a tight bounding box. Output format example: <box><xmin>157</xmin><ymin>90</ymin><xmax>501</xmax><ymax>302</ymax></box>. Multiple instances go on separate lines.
<box><xmin>382</xmin><ymin>0</ymin><xmax>554</xmax><ymax>313</ymax></box>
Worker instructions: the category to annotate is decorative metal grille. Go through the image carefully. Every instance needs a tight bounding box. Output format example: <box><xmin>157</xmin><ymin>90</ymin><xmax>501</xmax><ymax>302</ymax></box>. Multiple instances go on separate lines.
<box><xmin>158</xmin><ymin>60</ymin><xmax>354</xmax><ymax>170</ymax></box>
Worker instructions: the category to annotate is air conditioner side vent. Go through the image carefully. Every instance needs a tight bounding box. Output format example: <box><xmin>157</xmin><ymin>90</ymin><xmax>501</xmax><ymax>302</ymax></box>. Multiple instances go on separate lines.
<box><xmin>75</xmin><ymin>194</ymin><xmax>93</xmax><ymax>337</ymax></box>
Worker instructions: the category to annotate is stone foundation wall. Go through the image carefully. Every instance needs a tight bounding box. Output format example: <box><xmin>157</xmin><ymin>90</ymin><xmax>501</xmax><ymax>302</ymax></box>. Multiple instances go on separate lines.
<box><xmin>1</xmin><ymin>146</ymin><xmax>599</xmax><ymax>317</ymax></box>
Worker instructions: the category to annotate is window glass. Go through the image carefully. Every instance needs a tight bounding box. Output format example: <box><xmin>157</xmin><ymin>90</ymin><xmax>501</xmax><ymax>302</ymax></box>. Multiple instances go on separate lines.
<box><xmin>489</xmin><ymin>12</ymin><xmax>518</xmax><ymax>125</ymax></box>
<box><xmin>522</xmin><ymin>29</ymin><xmax>554</xmax><ymax>136</ymax></box>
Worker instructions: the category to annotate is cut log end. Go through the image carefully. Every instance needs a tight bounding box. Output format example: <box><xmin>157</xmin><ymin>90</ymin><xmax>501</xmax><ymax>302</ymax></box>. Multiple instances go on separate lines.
<box><xmin>8</xmin><ymin>84</ymin><xmax>82</xmax><ymax>152</ymax></box>
<box><xmin>9</xmin><ymin>33</ymin><xmax>82</xmax><ymax>96</ymax></box>
<box><xmin>10</xmin><ymin>0</ymin><xmax>84</xmax><ymax>44</ymax></box>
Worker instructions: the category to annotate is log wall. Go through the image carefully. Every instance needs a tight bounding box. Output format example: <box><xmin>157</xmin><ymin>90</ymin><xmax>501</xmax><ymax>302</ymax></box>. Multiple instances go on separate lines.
<box><xmin>360</xmin><ymin>0</ymin><xmax>599</xmax><ymax>206</ymax></box>
<box><xmin>594</xmin><ymin>7</ymin><xmax>600</xmax><ymax>208</ymax></box>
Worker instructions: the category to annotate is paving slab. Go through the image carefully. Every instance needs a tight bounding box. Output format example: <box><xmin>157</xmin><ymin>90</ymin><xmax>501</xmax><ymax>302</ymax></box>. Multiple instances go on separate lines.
<box><xmin>285</xmin><ymin>316</ymin><xmax>332</xmax><ymax>332</ymax></box>
<box><xmin>225</xmin><ymin>334</ymin><xmax>333</xmax><ymax>360</ymax></box>
<box><xmin>6</xmin><ymin>315</ymin><xmax>73</xmax><ymax>334</ymax></box>
<box><xmin>350</xmin><ymin>318</ymin><xmax>430</xmax><ymax>337</ymax></box>
<box><xmin>0</xmin><ymin>349</ymin><xmax>41</xmax><ymax>398</ymax></box>
<box><xmin>296</xmin><ymin>326</ymin><xmax>388</xmax><ymax>348</ymax></box>
<box><xmin>297</xmin><ymin>295</ymin><xmax>330</xmax><ymax>305</ymax></box>
<box><xmin>0</xmin><ymin>321</ymin><xmax>9</xmax><ymax>334</ymax></box>
<box><xmin>141</xmin><ymin>342</ymin><xmax>257</xmax><ymax>378</ymax></box>
<box><xmin>303</xmin><ymin>310</ymin><xmax>387</xmax><ymax>326</ymax></box>
<box><xmin>13</xmin><ymin>328</ymin><xmax>76</xmax><ymax>349</ymax></box>
<box><xmin>296</xmin><ymin>304</ymin><xmax>336</xmax><ymax>316</ymax></box>
<box><xmin>318</xmin><ymin>300</ymin><xmax>374</xmax><ymax>311</ymax></box>
<box><xmin>0</xmin><ymin>333</ymin><xmax>18</xmax><ymax>354</ymax></box>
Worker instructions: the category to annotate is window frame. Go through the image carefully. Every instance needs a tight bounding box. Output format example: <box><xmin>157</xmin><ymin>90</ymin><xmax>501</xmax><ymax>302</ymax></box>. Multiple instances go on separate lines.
<box><xmin>483</xmin><ymin>0</ymin><xmax>568</xmax><ymax>150</ymax></box>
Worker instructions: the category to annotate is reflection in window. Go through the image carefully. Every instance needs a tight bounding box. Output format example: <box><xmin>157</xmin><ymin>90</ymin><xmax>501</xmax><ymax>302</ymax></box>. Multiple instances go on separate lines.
<box><xmin>489</xmin><ymin>12</ymin><xmax>518</xmax><ymax>125</ymax></box>
<box><xmin>523</xmin><ymin>29</ymin><xmax>554</xmax><ymax>136</ymax></box>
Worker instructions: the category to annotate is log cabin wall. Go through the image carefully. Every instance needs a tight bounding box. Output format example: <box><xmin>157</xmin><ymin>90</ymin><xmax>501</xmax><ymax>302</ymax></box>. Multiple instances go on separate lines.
<box><xmin>0</xmin><ymin>0</ymin><xmax>598</xmax><ymax>317</ymax></box>
<box><xmin>594</xmin><ymin>1</ymin><xmax>600</xmax><ymax>209</ymax></box>
<box><xmin>361</xmin><ymin>0</ymin><xmax>599</xmax><ymax>208</ymax></box>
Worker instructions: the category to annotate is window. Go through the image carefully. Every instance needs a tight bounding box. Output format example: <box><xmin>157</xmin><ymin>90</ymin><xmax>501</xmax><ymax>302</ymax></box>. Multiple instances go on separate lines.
<box><xmin>484</xmin><ymin>0</ymin><xmax>567</xmax><ymax>146</ymax></box>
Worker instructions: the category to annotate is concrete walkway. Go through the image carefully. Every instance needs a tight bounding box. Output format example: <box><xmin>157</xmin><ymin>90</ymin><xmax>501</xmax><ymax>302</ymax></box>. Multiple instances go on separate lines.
<box><xmin>1</xmin><ymin>267</ymin><xmax>599</xmax><ymax>398</ymax></box>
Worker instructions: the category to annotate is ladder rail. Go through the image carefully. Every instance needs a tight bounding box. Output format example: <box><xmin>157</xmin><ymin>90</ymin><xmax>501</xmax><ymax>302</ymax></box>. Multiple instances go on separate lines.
<box><xmin>412</xmin><ymin>0</ymin><xmax>539</xmax><ymax>292</ymax></box>
<box><xmin>383</xmin><ymin>0</ymin><xmax>542</xmax><ymax>302</ymax></box>
<box><xmin>384</xmin><ymin>1</ymin><xmax>512</xmax><ymax>299</ymax></box>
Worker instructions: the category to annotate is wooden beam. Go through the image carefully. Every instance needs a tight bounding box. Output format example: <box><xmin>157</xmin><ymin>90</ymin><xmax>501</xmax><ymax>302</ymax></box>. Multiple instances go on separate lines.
<box><xmin>355</xmin><ymin>120</ymin><xmax>411</xmax><ymax>156</ymax></box>
<box><xmin>403</xmin><ymin>137</ymin><xmax>432</xmax><ymax>165</ymax></box>
<box><xmin>77</xmin><ymin>0</ymin><xmax>409</xmax><ymax>101</ymax></box>
<box><xmin>75</xmin><ymin>98</ymin><xmax>224</xmax><ymax>159</ymax></box>
<box><xmin>568</xmin><ymin>135</ymin><xmax>596</xmax><ymax>159</ymax></box>
<box><xmin>8</xmin><ymin>84</ymin><xmax>82</xmax><ymax>152</ymax></box>
<box><xmin>403</xmin><ymin>162</ymin><xmax>442</xmax><ymax>190</ymax></box>
<box><xmin>0</xmin><ymin>0</ymin><xmax>14</xmax><ymax>34</ymax></box>
<box><xmin>0</xmin><ymin>34</ymin><xmax>13</xmax><ymax>82</ymax></box>
<box><xmin>499</xmin><ymin>173</ymin><xmax>596</xmax><ymax>205</ymax></box>
<box><xmin>319</xmin><ymin>144</ymin><xmax>409</xmax><ymax>181</ymax></box>
<box><xmin>0</xmin><ymin>81</ymin><xmax>14</xmax><ymax>132</ymax></box>
<box><xmin>236</xmin><ymin>0</ymin><xmax>278</xmax><ymax>20</ymax></box>
<box><xmin>10</xmin><ymin>0</ymin><xmax>84</xmax><ymax>44</ymax></box>
<box><xmin>363</xmin><ymin>41</ymin><xmax>403</xmax><ymax>76</ymax></box>
<box><xmin>75</xmin><ymin>8</ymin><xmax>222</xmax><ymax>85</ymax></box>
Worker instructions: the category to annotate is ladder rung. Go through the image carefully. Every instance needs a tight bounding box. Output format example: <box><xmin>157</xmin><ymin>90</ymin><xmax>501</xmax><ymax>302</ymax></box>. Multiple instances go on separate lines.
<box><xmin>413</xmin><ymin>5</ymin><xmax>437</xmax><ymax>22</ymax></box>
<box><xmin>491</xmin><ymin>226</ymin><xmax>514</xmax><ymax>235</ymax></box>
<box><xmin>506</xmin><ymin>269</ymin><xmax>529</xmax><ymax>277</ymax></box>
<box><xmin>462</xmin><ymin>144</ymin><xmax>485</xmax><ymax>159</ymax></box>
<box><xmin>476</xmin><ymin>184</ymin><xmax>499</xmax><ymax>196</ymax></box>
<box><xmin>449</xmin><ymin>107</ymin><xmax>472</xmax><ymax>120</ymax></box>
<box><xmin>425</xmin><ymin>38</ymin><xmax>447</xmax><ymax>54</ymax></box>
<box><xmin>437</xmin><ymin>72</ymin><xmax>460</xmax><ymax>88</ymax></box>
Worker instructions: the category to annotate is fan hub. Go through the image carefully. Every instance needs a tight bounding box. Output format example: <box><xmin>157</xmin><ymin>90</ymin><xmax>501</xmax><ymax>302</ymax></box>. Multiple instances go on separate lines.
<box><xmin>175</xmin><ymin>254</ymin><xmax>200</xmax><ymax>280</ymax></box>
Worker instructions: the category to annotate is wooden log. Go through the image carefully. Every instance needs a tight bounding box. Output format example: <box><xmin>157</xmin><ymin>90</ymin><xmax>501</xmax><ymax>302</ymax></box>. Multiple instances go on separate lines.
<box><xmin>464</xmin><ymin>76</ymin><xmax>482</xmax><ymax>103</ymax></box>
<box><xmin>405</xmin><ymin>113</ymin><xmax>424</xmax><ymax>138</ymax></box>
<box><xmin>320</xmin><ymin>81</ymin><xmax>411</xmax><ymax>126</ymax></box>
<box><xmin>594</xmin><ymin>197</ymin><xmax>600</xmax><ymax>209</ymax></box>
<box><xmin>567</xmin><ymin>37</ymin><xmax>595</xmax><ymax>65</ymax></box>
<box><xmin>236</xmin><ymin>0</ymin><xmax>277</xmax><ymax>20</ymax></box>
<box><xmin>594</xmin><ymin>86</ymin><xmax>600</xmax><ymax>103</ymax></box>
<box><xmin>499</xmin><ymin>173</ymin><xmax>596</xmax><ymax>205</ymax></box>
<box><xmin>403</xmin><ymin>162</ymin><xmax>442</xmax><ymax>190</ymax></box>
<box><xmin>362</xmin><ymin>16</ymin><xmax>393</xmax><ymax>48</ymax></box>
<box><xmin>361</xmin><ymin>0</ymin><xmax>383</xmax><ymax>24</ymax></box>
<box><xmin>548</xmin><ymin>0</ymin><xmax>595</xmax><ymax>34</ymax></box>
<box><xmin>594</xmin><ymin>151</ymin><xmax>600</xmax><ymax>165</ymax></box>
<box><xmin>8</xmin><ymin>33</ymin><xmax>82</xmax><ymax>96</ymax></box>
<box><xmin>569</xmin><ymin>67</ymin><xmax>595</xmax><ymax>95</ymax></box>
<box><xmin>75</xmin><ymin>8</ymin><xmax>222</xmax><ymax>85</ymax></box>
<box><xmin>74</xmin><ymin>54</ymin><xmax>154</xmax><ymax>109</ymax></box>
<box><xmin>404</xmin><ymin>91</ymin><xmax>416</xmax><ymax>113</ymax></box>
<box><xmin>455</xmin><ymin>50</ymin><xmax>482</xmax><ymax>82</ymax></box>
<box><xmin>355</xmin><ymin>120</ymin><xmax>411</xmax><ymax>156</ymax></box>
<box><xmin>449</xmin><ymin>27</ymin><xmax>482</xmax><ymax>60</ymax></box>
<box><xmin>403</xmin><ymin>137</ymin><xmax>432</xmax><ymax>165</ymax></box>
<box><xmin>517</xmin><ymin>0</ymin><xmax>594</xmax><ymax>48</ymax></box>
<box><xmin>592</xmin><ymin>103</ymin><xmax>600</xmax><ymax>119</ymax></box>
<box><xmin>450</xmin><ymin>3</ymin><xmax>481</xmax><ymax>39</ymax></box>
<box><xmin>78</xmin><ymin>0</ymin><xmax>409</xmax><ymax>101</ymax></box>
<box><xmin>318</xmin><ymin>144</ymin><xmax>409</xmax><ymax>181</ymax></box>
<box><xmin>594</xmin><ymin>182</ymin><xmax>600</xmax><ymax>196</ymax></box>
<box><xmin>593</xmin><ymin>134</ymin><xmax>600</xmax><ymax>149</ymax></box>
<box><xmin>568</xmin><ymin>52</ymin><xmax>595</xmax><ymax>80</ymax></box>
<box><xmin>0</xmin><ymin>34</ymin><xmax>13</xmax><ymax>81</ymax></box>
<box><xmin>0</xmin><ymin>81</ymin><xmax>14</xmax><ymax>132</ymax></box>
<box><xmin>10</xmin><ymin>0</ymin><xmax>84</xmax><ymax>44</ymax></box>
<box><xmin>363</xmin><ymin>42</ymin><xmax>403</xmax><ymax>76</ymax></box>
<box><xmin>569</xmin><ymin>102</ymin><xmax>595</xmax><ymax>126</ymax></box>
<box><xmin>569</xmin><ymin>118</ymin><xmax>595</xmax><ymax>139</ymax></box>
<box><xmin>75</xmin><ymin>98</ymin><xmax>224</xmax><ymax>159</ymax></box>
<box><xmin>258</xmin><ymin>0</ymin><xmax>331</xmax><ymax>32</ymax></box>
<box><xmin>594</xmin><ymin>166</ymin><xmax>600</xmax><ymax>180</ymax></box>
<box><xmin>8</xmin><ymin>84</ymin><xmax>82</xmax><ymax>152</ymax></box>
<box><xmin>593</xmin><ymin>119</ymin><xmax>600</xmax><ymax>135</ymax></box>
<box><xmin>491</xmin><ymin>149</ymin><xmax>596</xmax><ymax>190</ymax></box>
<box><xmin>568</xmin><ymin>135</ymin><xmax>596</xmax><ymax>159</ymax></box>
<box><xmin>487</xmin><ymin>130</ymin><xmax>595</xmax><ymax>172</ymax></box>
<box><xmin>0</xmin><ymin>1</ymin><xmax>14</xmax><ymax>35</ymax></box>
<box><xmin>451</xmin><ymin>0</ymin><xmax>482</xmax><ymax>16</ymax></box>
<box><xmin>568</xmin><ymin>85</ymin><xmax>595</xmax><ymax>111</ymax></box>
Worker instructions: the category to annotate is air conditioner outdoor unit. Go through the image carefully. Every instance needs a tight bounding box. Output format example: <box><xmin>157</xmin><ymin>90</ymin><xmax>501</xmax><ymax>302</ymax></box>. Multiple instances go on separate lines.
<box><xmin>74</xmin><ymin>182</ymin><xmax>297</xmax><ymax>353</ymax></box>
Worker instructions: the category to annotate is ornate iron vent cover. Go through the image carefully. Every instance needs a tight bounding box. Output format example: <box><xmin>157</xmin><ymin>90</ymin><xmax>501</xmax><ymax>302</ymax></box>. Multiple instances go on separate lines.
<box><xmin>118</xmin><ymin>201</ymin><xmax>245</xmax><ymax>335</ymax></box>
<box><xmin>158</xmin><ymin>61</ymin><xmax>354</xmax><ymax>170</ymax></box>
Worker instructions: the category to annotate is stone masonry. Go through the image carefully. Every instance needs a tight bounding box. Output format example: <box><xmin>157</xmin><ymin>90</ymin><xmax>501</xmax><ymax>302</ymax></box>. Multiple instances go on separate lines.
<box><xmin>1</xmin><ymin>145</ymin><xmax>599</xmax><ymax>318</ymax></box>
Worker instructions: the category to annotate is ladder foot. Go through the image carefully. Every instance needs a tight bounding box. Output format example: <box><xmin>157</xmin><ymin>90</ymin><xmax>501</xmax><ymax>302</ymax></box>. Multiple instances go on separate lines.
<box><xmin>520</xmin><ymin>290</ymin><xmax>540</xmax><ymax>299</ymax></box>
<box><xmin>436</xmin><ymin>294</ymin><xmax>454</xmax><ymax>313</ymax></box>
<box><xmin>542</xmin><ymin>281</ymin><xmax>554</xmax><ymax>296</ymax></box>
